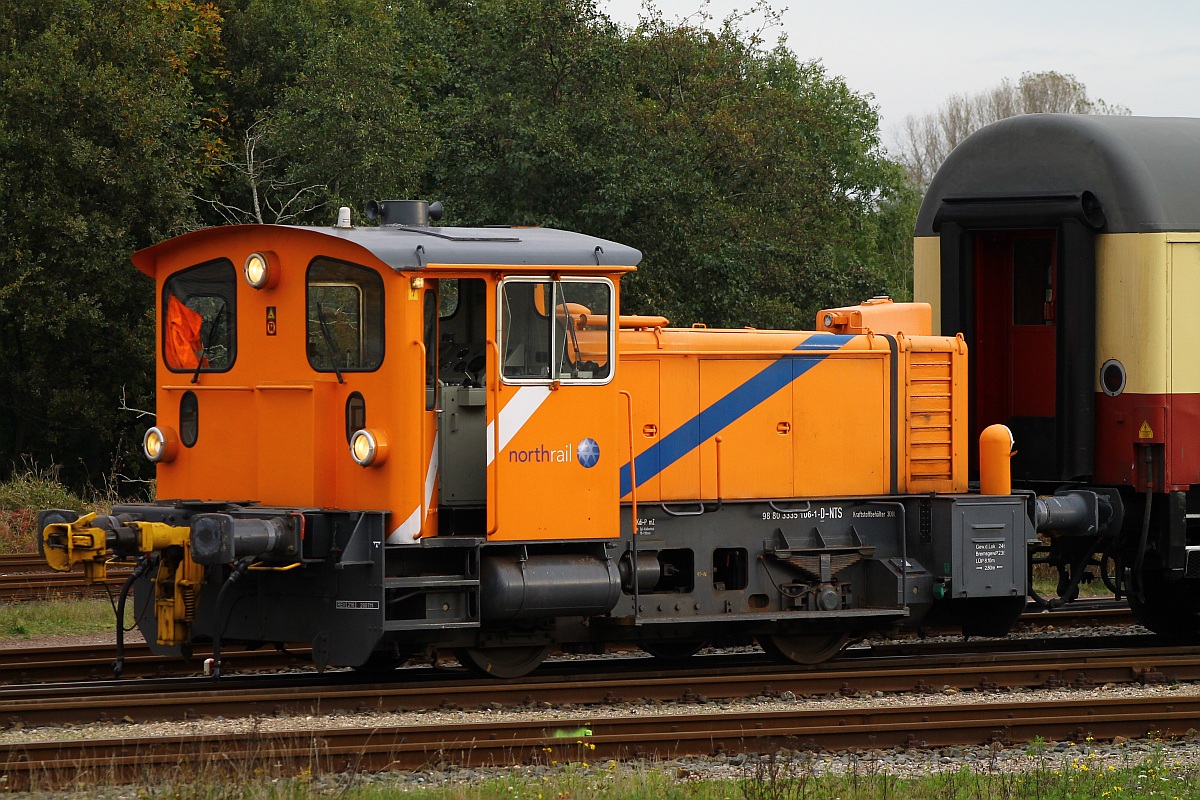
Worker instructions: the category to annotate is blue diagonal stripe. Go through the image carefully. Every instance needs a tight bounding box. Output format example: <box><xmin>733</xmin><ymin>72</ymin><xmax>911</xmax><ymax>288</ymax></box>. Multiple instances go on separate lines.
<box><xmin>619</xmin><ymin>335</ymin><xmax>854</xmax><ymax>498</ymax></box>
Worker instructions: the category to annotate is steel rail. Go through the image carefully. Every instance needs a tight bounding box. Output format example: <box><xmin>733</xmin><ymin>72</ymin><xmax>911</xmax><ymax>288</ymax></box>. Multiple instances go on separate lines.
<box><xmin>0</xmin><ymin>598</ymin><xmax>1140</xmax><ymax>684</ymax></box>
<box><xmin>2</xmin><ymin>693</ymin><xmax>1197</xmax><ymax>790</ymax></box>
<box><xmin>1</xmin><ymin>640</ymin><xmax>1194</xmax><ymax>729</ymax></box>
<box><xmin>0</xmin><ymin>554</ymin><xmax>133</xmax><ymax>602</ymax></box>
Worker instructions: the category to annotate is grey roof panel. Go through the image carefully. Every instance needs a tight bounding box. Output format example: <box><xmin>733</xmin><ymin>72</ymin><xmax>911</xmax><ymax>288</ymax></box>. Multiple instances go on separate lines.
<box><xmin>915</xmin><ymin>115</ymin><xmax>1200</xmax><ymax>236</ymax></box>
<box><xmin>320</xmin><ymin>224</ymin><xmax>642</xmax><ymax>270</ymax></box>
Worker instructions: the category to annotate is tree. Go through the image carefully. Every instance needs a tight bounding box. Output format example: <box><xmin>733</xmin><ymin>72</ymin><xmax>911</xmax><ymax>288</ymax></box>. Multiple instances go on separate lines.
<box><xmin>0</xmin><ymin>0</ymin><xmax>221</xmax><ymax>485</ymax></box>
<box><xmin>416</xmin><ymin>0</ymin><xmax>915</xmax><ymax>327</ymax></box>
<box><xmin>895</xmin><ymin>71</ymin><xmax>1130</xmax><ymax>188</ymax></box>
<box><xmin>203</xmin><ymin>0</ymin><xmax>441</xmax><ymax>223</ymax></box>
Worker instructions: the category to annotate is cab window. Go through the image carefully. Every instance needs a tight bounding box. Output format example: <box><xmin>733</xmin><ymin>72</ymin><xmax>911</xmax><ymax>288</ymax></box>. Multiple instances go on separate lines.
<box><xmin>500</xmin><ymin>277</ymin><xmax>613</xmax><ymax>384</ymax></box>
<box><xmin>306</xmin><ymin>258</ymin><xmax>385</xmax><ymax>372</ymax></box>
<box><xmin>163</xmin><ymin>260</ymin><xmax>237</xmax><ymax>372</ymax></box>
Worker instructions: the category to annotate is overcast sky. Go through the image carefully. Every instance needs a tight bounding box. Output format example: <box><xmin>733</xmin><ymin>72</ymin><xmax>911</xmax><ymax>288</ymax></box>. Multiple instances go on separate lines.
<box><xmin>600</xmin><ymin>0</ymin><xmax>1200</xmax><ymax>152</ymax></box>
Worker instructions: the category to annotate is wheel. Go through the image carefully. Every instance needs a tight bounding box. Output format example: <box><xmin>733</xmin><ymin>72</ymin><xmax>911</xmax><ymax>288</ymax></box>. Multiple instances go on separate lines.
<box><xmin>639</xmin><ymin>639</ymin><xmax>707</xmax><ymax>661</ymax></box>
<box><xmin>1129</xmin><ymin>581</ymin><xmax>1200</xmax><ymax>640</ymax></box>
<box><xmin>757</xmin><ymin>633</ymin><xmax>849</xmax><ymax>665</ymax></box>
<box><xmin>454</xmin><ymin>644</ymin><xmax>554</xmax><ymax>678</ymax></box>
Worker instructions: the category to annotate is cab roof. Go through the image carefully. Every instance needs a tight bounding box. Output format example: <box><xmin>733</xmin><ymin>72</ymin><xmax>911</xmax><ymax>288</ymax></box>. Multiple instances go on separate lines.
<box><xmin>133</xmin><ymin>222</ymin><xmax>642</xmax><ymax>276</ymax></box>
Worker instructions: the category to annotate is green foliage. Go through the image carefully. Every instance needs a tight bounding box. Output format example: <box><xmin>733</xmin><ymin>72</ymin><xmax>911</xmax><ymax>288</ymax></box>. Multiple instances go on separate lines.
<box><xmin>414</xmin><ymin>0</ymin><xmax>914</xmax><ymax>328</ymax></box>
<box><xmin>0</xmin><ymin>466</ymin><xmax>91</xmax><ymax>553</ymax></box>
<box><xmin>206</xmin><ymin>0</ymin><xmax>441</xmax><ymax>222</ymax></box>
<box><xmin>0</xmin><ymin>0</ymin><xmax>222</xmax><ymax>487</ymax></box>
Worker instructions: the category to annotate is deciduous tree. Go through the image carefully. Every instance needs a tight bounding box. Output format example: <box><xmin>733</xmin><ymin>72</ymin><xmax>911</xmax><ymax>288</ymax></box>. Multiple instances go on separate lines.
<box><xmin>0</xmin><ymin>0</ymin><xmax>222</xmax><ymax>485</ymax></box>
<box><xmin>895</xmin><ymin>71</ymin><xmax>1130</xmax><ymax>188</ymax></box>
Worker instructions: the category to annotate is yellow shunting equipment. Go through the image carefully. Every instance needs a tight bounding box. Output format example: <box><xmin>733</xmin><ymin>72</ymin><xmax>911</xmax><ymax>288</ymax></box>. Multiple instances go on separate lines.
<box><xmin>41</xmin><ymin>513</ymin><xmax>203</xmax><ymax>646</ymax></box>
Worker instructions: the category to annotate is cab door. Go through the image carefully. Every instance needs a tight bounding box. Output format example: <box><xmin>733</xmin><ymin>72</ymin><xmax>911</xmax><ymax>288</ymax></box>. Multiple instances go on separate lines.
<box><xmin>489</xmin><ymin>277</ymin><xmax>620</xmax><ymax>540</ymax></box>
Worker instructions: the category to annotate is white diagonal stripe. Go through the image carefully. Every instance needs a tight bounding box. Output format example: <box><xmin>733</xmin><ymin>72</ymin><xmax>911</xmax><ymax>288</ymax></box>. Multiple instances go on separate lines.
<box><xmin>486</xmin><ymin>385</ymin><xmax>552</xmax><ymax>465</ymax></box>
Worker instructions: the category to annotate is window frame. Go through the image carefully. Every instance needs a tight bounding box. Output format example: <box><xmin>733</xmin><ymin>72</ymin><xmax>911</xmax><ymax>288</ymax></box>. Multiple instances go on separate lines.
<box><xmin>305</xmin><ymin>257</ymin><xmax>386</xmax><ymax>374</ymax></box>
<box><xmin>162</xmin><ymin>258</ymin><xmax>238</xmax><ymax>374</ymax></box>
<box><xmin>497</xmin><ymin>275</ymin><xmax>615</xmax><ymax>387</ymax></box>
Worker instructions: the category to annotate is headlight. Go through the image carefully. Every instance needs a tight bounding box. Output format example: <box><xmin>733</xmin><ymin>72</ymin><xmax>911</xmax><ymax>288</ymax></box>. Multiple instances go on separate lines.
<box><xmin>244</xmin><ymin>252</ymin><xmax>278</xmax><ymax>289</ymax></box>
<box><xmin>350</xmin><ymin>428</ymin><xmax>389</xmax><ymax>467</ymax></box>
<box><xmin>143</xmin><ymin>426</ymin><xmax>179</xmax><ymax>463</ymax></box>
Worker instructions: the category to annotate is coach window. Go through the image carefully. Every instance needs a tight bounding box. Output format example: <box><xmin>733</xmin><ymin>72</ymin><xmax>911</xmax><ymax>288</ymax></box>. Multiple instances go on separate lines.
<box><xmin>1012</xmin><ymin>237</ymin><xmax>1055</xmax><ymax>325</ymax></box>
<box><xmin>499</xmin><ymin>277</ymin><xmax>613</xmax><ymax>384</ymax></box>
<box><xmin>163</xmin><ymin>259</ymin><xmax>237</xmax><ymax>373</ymax></box>
<box><xmin>306</xmin><ymin>258</ymin><xmax>384</xmax><ymax>372</ymax></box>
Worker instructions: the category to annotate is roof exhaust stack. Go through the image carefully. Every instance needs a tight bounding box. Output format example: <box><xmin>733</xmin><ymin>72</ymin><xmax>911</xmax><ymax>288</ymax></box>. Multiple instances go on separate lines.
<box><xmin>365</xmin><ymin>199</ymin><xmax>444</xmax><ymax>227</ymax></box>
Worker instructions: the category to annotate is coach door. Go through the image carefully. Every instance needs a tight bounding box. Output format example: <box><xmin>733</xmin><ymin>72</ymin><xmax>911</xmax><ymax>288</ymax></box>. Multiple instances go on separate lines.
<box><xmin>974</xmin><ymin>230</ymin><xmax>1058</xmax><ymax>480</ymax></box>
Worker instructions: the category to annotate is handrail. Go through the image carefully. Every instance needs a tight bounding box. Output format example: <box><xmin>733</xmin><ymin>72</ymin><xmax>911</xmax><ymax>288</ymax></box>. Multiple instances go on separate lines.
<box><xmin>413</xmin><ymin>339</ymin><xmax>427</xmax><ymax>541</ymax></box>
<box><xmin>620</xmin><ymin>390</ymin><xmax>637</xmax><ymax>538</ymax></box>
<box><xmin>487</xmin><ymin>338</ymin><xmax>502</xmax><ymax>537</ymax></box>
<box><xmin>620</xmin><ymin>389</ymin><xmax>638</xmax><ymax>619</ymax></box>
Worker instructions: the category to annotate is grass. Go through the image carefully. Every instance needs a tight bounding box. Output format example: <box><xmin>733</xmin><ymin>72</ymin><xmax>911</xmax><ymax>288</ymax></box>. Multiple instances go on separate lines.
<box><xmin>13</xmin><ymin>744</ymin><xmax>1200</xmax><ymax>799</ymax></box>
<box><xmin>0</xmin><ymin>465</ymin><xmax>92</xmax><ymax>555</ymax></box>
<box><xmin>0</xmin><ymin>597</ymin><xmax>127</xmax><ymax>640</ymax></box>
<box><xmin>1031</xmin><ymin>562</ymin><xmax>1115</xmax><ymax>600</ymax></box>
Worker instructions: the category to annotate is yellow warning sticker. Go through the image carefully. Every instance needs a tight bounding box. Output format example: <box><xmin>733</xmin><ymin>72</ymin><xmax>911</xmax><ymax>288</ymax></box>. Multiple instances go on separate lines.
<box><xmin>1139</xmin><ymin>420</ymin><xmax>1154</xmax><ymax>439</ymax></box>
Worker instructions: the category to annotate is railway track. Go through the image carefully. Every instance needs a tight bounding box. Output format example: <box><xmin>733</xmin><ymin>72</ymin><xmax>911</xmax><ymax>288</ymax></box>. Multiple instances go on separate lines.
<box><xmin>3</xmin><ymin>674</ymin><xmax>1198</xmax><ymax>790</ymax></box>
<box><xmin>0</xmin><ymin>609</ymin><xmax>1184</xmax><ymax>791</ymax></box>
<box><xmin>0</xmin><ymin>553</ymin><xmax>132</xmax><ymax>602</ymax></box>
<box><xmin>0</xmin><ymin>637</ymin><xmax>1189</xmax><ymax>729</ymax></box>
<box><xmin>0</xmin><ymin>597</ymin><xmax>1142</xmax><ymax>685</ymax></box>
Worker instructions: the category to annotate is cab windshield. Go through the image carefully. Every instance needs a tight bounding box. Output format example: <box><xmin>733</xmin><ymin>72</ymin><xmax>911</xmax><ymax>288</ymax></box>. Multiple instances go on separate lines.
<box><xmin>163</xmin><ymin>260</ymin><xmax>236</xmax><ymax>373</ymax></box>
<box><xmin>306</xmin><ymin>258</ymin><xmax>385</xmax><ymax>372</ymax></box>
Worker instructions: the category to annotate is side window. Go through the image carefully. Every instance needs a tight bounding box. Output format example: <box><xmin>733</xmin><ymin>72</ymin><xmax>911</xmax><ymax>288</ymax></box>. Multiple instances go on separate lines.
<box><xmin>501</xmin><ymin>280</ymin><xmax>553</xmax><ymax>379</ymax></box>
<box><xmin>424</xmin><ymin>288</ymin><xmax>437</xmax><ymax>410</ymax></box>
<box><xmin>557</xmin><ymin>280</ymin><xmax>612</xmax><ymax>380</ymax></box>
<box><xmin>439</xmin><ymin>278</ymin><xmax>459</xmax><ymax>319</ymax></box>
<box><xmin>500</xmin><ymin>278</ymin><xmax>613</xmax><ymax>384</ymax></box>
<box><xmin>163</xmin><ymin>260</ymin><xmax>237</xmax><ymax>372</ymax></box>
<box><xmin>306</xmin><ymin>258</ymin><xmax>384</xmax><ymax>372</ymax></box>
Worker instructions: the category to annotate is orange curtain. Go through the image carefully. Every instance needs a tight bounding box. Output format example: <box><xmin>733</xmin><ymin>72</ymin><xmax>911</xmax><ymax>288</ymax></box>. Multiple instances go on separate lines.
<box><xmin>166</xmin><ymin>295</ymin><xmax>207</xmax><ymax>369</ymax></box>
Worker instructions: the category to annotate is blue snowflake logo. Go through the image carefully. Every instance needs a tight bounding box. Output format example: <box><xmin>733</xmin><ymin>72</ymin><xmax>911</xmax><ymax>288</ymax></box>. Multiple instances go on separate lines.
<box><xmin>578</xmin><ymin>437</ymin><xmax>600</xmax><ymax>468</ymax></box>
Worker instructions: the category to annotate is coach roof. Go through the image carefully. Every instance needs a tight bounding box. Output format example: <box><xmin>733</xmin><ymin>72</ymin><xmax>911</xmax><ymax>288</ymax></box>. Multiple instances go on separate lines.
<box><xmin>916</xmin><ymin>114</ymin><xmax>1200</xmax><ymax>236</ymax></box>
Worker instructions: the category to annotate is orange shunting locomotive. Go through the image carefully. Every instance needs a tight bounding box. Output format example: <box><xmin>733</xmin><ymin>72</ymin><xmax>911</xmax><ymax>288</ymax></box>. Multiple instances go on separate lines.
<box><xmin>41</xmin><ymin>199</ymin><xmax>1099</xmax><ymax>677</ymax></box>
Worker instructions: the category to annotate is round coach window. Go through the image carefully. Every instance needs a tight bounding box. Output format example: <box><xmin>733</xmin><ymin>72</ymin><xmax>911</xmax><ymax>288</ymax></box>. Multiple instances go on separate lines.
<box><xmin>1100</xmin><ymin>359</ymin><xmax>1126</xmax><ymax>397</ymax></box>
<box><xmin>180</xmin><ymin>391</ymin><xmax>199</xmax><ymax>447</ymax></box>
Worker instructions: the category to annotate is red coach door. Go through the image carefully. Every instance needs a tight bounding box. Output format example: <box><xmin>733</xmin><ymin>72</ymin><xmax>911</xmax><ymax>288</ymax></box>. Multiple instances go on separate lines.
<box><xmin>973</xmin><ymin>230</ymin><xmax>1058</xmax><ymax>480</ymax></box>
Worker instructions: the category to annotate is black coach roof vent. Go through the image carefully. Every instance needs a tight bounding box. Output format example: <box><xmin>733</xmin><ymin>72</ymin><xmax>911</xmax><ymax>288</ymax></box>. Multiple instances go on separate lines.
<box><xmin>365</xmin><ymin>199</ymin><xmax>444</xmax><ymax>227</ymax></box>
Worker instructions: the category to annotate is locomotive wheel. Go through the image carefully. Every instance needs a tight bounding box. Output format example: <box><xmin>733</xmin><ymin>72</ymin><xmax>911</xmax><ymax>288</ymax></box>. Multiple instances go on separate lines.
<box><xmin>1129</xmin><ymin>581</ymin><xmax>1200</xmax><ymax>640</ymax></box>
<box><xmin>757</xmin><ymin>633</ymin><xmax>849</xmax><ymax>665</ymax></box>
<box><xmin>454</xmin><ymin>644</ymin><xmax>554</xmax><ymax>678</ymax></box>
<box><xmin>639</xmin><ymin>639</ymin><xmax>708</xmax><ymax>661</ymax></box>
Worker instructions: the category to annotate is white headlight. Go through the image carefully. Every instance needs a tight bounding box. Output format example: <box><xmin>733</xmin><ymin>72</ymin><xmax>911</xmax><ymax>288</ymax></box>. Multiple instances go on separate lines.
<box><xmin>350</xmin><ymin>428</ymin><xmax>389</xmax><ymax>467</ymax></box>
<box><xmin>244</xmin><ymin>252</ymin><xmax>275</xmax><ymax>289</ymax></box>
<box><xmin>143</xmin><ymin>426</ymin><xmax>178</xmax><ymax>463</ymax></box>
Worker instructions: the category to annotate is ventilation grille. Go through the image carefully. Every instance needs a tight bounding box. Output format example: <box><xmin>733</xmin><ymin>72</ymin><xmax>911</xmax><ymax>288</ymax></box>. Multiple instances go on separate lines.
<box><xmin>907</xmin><ymin>351</ymin><xmax>954</xmax><ymax>484</ymax></box>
